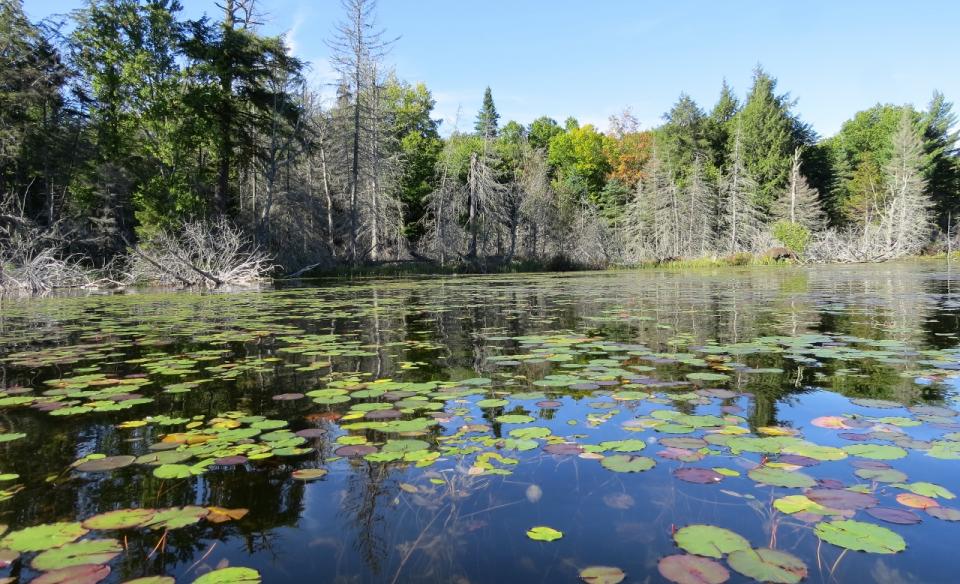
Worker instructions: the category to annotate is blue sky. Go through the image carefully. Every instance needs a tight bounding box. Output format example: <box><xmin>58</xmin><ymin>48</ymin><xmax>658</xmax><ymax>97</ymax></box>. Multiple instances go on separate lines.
<box><xmin>26</xmin><ymin>0</ymin><xmax>960</xmax><ymax>137</ymax></box>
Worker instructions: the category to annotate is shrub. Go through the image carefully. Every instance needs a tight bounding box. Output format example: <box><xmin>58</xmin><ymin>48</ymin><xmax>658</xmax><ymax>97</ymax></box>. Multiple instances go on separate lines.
<box><xmin>772</xmin><ymin>220</ymin><xmax>811</xmax><ymax>255</ymax></box>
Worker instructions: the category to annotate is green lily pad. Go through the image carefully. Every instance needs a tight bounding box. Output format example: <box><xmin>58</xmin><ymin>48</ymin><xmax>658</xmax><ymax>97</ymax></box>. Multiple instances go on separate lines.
<box><xmin>381</xmin><ymin>439</ymin><xmax>430</xmax><ymax>453</ymax></box>
<box><xmin>526</xmin><ymin>526</ymin><xmax>563</xmax><ymax>541</ymax></box>
<box><xmin>476</xmin><ymin>399</ymin><xmax>508</xmax><ymax>408</ymax></box>
<box><xmin>814</xmin><ymin>520</ymin><xmax>906</xmax><ymax>553</ymax></box>
<box><xmin>31</xmin><ymin>539</ymin><xmax>122</xmax><ymax>571</ymax></box>
<box><xmin>598</xmin><ymin>439</ymin><xmax>646</xmax><ymax>452</ymax></box>
<box><xmin>892</xmin><ymin>481</ymin><xmax>955</xmax><ymax>499</ymax></box>
<box><xmin>192</xmin><ymin>567</ymin><xmax>261</xmax><ymax>583</ymax></box>
<box><xmin>674</xmin><ymin>524</ymin><xmax>749</xmax><ymax>558</ymax></box>
<box><xmin>495</xmin><ymin>414</ymin><xmax>534</xmax><ymax>424</ymax></box>
<box><xmin>145</xmin><ymin>506</ymin><xmax>209</xmax><ymax>530</ymax></box>
<box><xmin>600</xmin><ymin>455</ymin><xmax>655</xmax><ymax>473</ymax></box>
<box><xmin>82</xmin><ymin>508</ymin><xmax>156</xmax><ymax>530</ymax></box>
<box><xmin>727</xmin><ymin>548</ymin><xmax>807</xmax><ymax>584</ymax></box>
<box><xmin>153</xmin><ymin>464</ymin><xmax>193</xmax><ymax>479</ymax></box>
<box><xmin>0</xmin><ymin>522</ymin><xmax>88</xmax><ymax>552</ymax></box>
<box><xmin>855</xmin><ymin>467</ymin><xmax>908</xmax><ymax>483</ymax></box>
<box><xmin>747</xmin><ymin>467</ymin><xmax>816</xmax><ymax>489</ymax></box>
<box><xmin>843</xmin><ymin>444</ymin><xmax>908</xmax><ymax>460</ymax></box>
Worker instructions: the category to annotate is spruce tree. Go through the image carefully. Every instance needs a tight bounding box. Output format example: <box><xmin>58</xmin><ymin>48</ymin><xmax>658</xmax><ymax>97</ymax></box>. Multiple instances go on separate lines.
<box><xmin>475</xmin><ymin>86</ymin><xmax>499</xmax><ymax>138</ymax></box>
<box><xmin>731</xmin><ymin>67</ymin><xmax>802</xmax><ymax>212</ymax></box>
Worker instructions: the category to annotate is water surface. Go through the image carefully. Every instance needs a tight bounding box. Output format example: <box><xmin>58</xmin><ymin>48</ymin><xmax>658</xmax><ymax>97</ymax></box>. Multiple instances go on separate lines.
<box><xmin>2</xmin><ymin>263</ymin><xmax>960</xmax><ymax>583</ymax></box>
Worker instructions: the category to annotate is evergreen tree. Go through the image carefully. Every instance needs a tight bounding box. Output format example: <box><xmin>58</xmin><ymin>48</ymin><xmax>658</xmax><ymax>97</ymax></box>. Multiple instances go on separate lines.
<box><xmin>732</xmin><ymin>66</ymin><xmax>805</xmax><ymax>212</ymax></box>
<box><xmin>921</xmin><ymin>91</ymin><xmax>960</xmax><ymax>224</ymax></box>
<box><xmin>706</xmin><ymin>79</ymin><xmax>738</xmax><ymax>172</ymax></box>
<box><xmin>658</xmin><ymin>93</ymin><xmax>708</xmax><ymax>184</ymax></box>
<box><xmin>475</xmin><ymin>86</ymin><xmax>499</xmax><ymax>138</ymax></box>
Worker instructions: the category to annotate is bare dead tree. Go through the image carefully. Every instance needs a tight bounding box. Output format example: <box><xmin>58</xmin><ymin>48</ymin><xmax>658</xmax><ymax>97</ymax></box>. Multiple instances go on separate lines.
<box><xmin>719</xmin><ymin>120</ymin><xmax>764</xmax><ymax>253</ymax></box>
<box><xmin>328</xmin><ymin>0</ymin><xmax>395</xmax><ymax>264</ymax></box>
<box><xmin>774</xmin><ymin>146</ymin><xmax>826</xmax><ymax>231</ymax></box>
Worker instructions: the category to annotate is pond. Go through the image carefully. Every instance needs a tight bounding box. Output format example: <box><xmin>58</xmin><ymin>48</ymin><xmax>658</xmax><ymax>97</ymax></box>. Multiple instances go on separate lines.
<box><xmin>2</xmin><ymin>262</ymin><xmax>960</xmax><ymax>584</ymax></box>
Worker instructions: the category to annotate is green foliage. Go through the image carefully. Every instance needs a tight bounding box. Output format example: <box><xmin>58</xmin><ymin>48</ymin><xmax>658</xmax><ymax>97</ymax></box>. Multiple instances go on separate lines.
<box><xmin>475</xmin><ymin>86</ymin><xmax>499</xmax><ymax>138</ymax></box>
<box><xmin>771</xmin><ymin>220</ymin><xmax>811</xmax><ymax>254</ymax></box>
<box><xmin>547</xmin><ymin>124</ymin><xmax>611</xmax><ymax>205</ymax></box>
<box><xmin>731</xmin><ymin>67</ymin><xmax>808</xmax><ymax>211</ymax></box>
<box><xmin>528</xmin><ymin>116</ymin><xmax>562</xmax><ymax>151</ymax></box>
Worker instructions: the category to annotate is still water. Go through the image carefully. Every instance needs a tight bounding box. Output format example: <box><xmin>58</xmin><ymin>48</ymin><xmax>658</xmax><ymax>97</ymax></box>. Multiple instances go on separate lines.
<box><xmin>2</xmin><ymin>263</ymin><xmax>960</xmax><ymax>583</ymax></box>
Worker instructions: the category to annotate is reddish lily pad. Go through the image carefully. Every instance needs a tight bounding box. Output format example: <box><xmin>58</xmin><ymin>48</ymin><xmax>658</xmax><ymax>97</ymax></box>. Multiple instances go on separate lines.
<box><xmin>657</xmin><ymin>554</ymin><xmax>729</xmax><ymax>584</ymax></box>
<box><xmin>334</xmin><ymin>445</ymin><xmax>377</xmax><ymax>457</ymax></box>
<box><xmin>294</xmin><ymin>428</ymin><xmax>326</xmax><ymax>438</ymax></box>
<box><xmin>75</xmin><ymin>456</ymin><xmax>136</xmax><ymax>473</ymax></box>
<box><xmin>673</xmin><ymin>468</ymin><xmax>724</xmax><ymax>484</ymax></box>
<box><xmin>578</xmin><ymin>566</ymin><xmax>625</xmax><ymax>583</ymax></box>
<box><xmin>806</xmin><ymin>488</ymin><xmax>877</xmax><ymax>510</ymax></box>
<box><xmin>32</xmin><ymin>564</ymin><xmax>110</xmax><ymax>584</ymax></box>
<box><xmin>927</xmin><ymin>507</ymin><xmax>960</xmax><ymax>521</ymax></box>
<box><xmin>865</xmin><ymin>507</ymin><xmax>922</xmax><ymax>525</ymax></box>
<box><xmin>543</xmin><ymin>443</ymin><xmax>584</xmax><ymax>455</ymax></box>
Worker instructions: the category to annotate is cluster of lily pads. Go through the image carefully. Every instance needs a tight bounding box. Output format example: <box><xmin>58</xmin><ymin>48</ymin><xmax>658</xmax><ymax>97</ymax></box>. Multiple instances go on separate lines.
<box><xmin>0</xmin><ymin>507</ymin><xmax>257</xmax><ymax>583</ymax></box>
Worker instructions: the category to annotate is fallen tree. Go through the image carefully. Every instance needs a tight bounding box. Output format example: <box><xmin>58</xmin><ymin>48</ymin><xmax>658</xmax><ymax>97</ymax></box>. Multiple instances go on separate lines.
<box><xmin>125</xmin><ymin>218</ymin><xmax>275</xmax><ymax>288</ymax></box>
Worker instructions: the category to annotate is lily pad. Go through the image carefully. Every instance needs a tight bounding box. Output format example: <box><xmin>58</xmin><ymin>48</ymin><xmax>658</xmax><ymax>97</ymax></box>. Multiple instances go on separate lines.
<box><xmin>192</xmin><ymin>567</ymin><xmax>261</xmax><ymax>583</ymax></box>
<box><xmin>814</xmin><ymin>519</ymin><xmax>906</xmax><ymax>553</ymax></box>
<box><xmin>601</xmin><ymin>454</ymin><xmax>655</xmax><ymax>473</ymax></box>
<box><xmin>578</xmin><ymin>566</ymin><xmax>625</xmax><ymax>584</ymax></box>
<box><xmin>144</xmin><ymin>506</ymin><xmax>208</xmax><ymax>530</ymax></box>
<box><xmin>0</xmin><ymin>522</ymin><xmax>88</xmax><ymax>552</ymax></box>
<box><xmin>82</xmin><ymin>509</ymin><xmax>156</xmax><ymax>530</ymax></box>
<box><xmin>657</xmin><ymin>554</ymin><xmax>730</xmax><ymax>584</ymax></box>
<box><xmin>727</xmin><ymin>548</ymin><xmax>807</xmax><ymax>584</ymax></box>
<box><xmin>31</xmin><ymin>539</ymin><xmax>122</xmax><ymax>571</ymax></box>
<box><xmin>673</xmin><ymin>468</ymin><xmax>724</xmax><ymax>484</ymax></box>
<box><xmin>75</xmin><ymin>456</ymin><xmax>136</xmax><ymax>473</ymax></box>
<box><xmin>525</xmin><ymin>526</ymin><xmax>563</xmax><ymax>541</ymax></box>
<box><xmin>292</xmin><ymin>469</ymin><xmax>328</xmax><ymax>481</ymax></box>
<box><xmin>747</xmin><ymin>467</ymin><xmax>815</xmax><ymax>489</ymax></box>
<box><xmin>32</xmin><ymin>564</ymin><xmax>110</xmax><ymax>584</ymax></box>
<box><xmin>843</xmin><ymin>444</ymin><xmax>908</xmax><ymax>460</ymax></box>
<box><xmin>865</xmin><ymin>507</ymin><xmax>922</xmax><ymax>525</ymax></box>
<box><xmin>673</xmin><ymin>525</ymin><xmax>749</xmax><ymax>558</ymax></box>
<box><xmin>927</xmin><ymin>507</ymin><xmax>960</xmax><ymax>521</ymax></box>
<box><xmin>806</xmin><ymin>488</ymin><xmax>878</xmax><ymax>510</ymax></box>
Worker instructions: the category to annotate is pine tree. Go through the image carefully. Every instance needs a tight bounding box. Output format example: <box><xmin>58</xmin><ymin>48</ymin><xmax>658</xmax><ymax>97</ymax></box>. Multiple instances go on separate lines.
<box><xmin>774</xmin><ymin>147</ymin><xmax>826</xmax><ymax>230</ymax></box>
<box><xmin>475</xmin><ymin>86</ymin><xmax>499</xmax><ymax>139</ymax></box>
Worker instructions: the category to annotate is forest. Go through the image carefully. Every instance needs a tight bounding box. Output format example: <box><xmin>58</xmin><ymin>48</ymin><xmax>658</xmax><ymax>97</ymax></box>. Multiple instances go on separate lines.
<box><xmin>2</xmin><ymin>0</ymin><xmax>959</xmax><ymax>294</ymax></box>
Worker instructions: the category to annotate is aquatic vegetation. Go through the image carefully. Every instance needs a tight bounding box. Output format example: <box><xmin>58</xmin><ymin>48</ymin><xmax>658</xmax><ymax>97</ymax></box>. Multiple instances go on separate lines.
<box><xmin>0</xmin><ymin>266</ymin><xmax>959</xmax><ymax>581</ymax></box>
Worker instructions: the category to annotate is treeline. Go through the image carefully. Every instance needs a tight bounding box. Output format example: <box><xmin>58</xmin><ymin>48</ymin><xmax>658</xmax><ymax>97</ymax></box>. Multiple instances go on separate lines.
<box><xmin>2</xmin><ymin>0</ymin><xmax>959</xmax><ymax>287</ymax></box>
